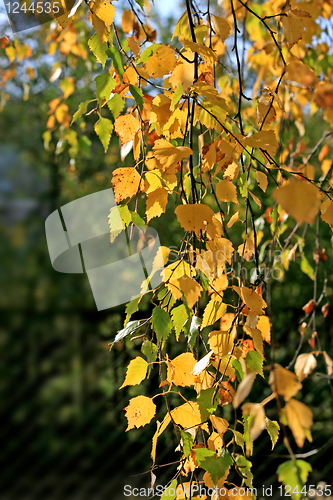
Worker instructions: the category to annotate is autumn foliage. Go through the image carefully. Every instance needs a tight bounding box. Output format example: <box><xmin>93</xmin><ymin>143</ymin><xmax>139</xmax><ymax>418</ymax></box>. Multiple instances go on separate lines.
<box><xmin>2</xmin><ymin>0</ymin><xmax>333</xmax><ymax>497</ymax></box>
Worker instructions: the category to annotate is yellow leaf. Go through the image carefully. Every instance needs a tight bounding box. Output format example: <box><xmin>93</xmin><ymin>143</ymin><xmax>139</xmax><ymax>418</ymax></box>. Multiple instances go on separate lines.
<box><xmin>114</xmin><ymin>114</ymin><xmax>140</xmax><ymax>145</ymax></box>
<box><xmin>92</xmin><ymin>0</ymin><xmax>115</xmax><ymax>26</ymax></box>
<box><xmin>120</xmin><ymin>356</ymin><xmax>148</xmax><ymax>389</ymax></box>
<box><xmin>181</xmin><ymin>39</ymin><xmax>217</xmax><ymax>64</ymax></box>
<box><xmin>122</xmin><ymin>10</ymin><xmax>134</xmax><ymax>33</ymax></box>
<box><xmin>146</xmin><ymin>187</ymin><xmax>168</xmax><ymax>222</ymax></box>
<box><xmin>169</xmin><ymin>60</ymin><xmax>194</xmax><ymax>93</ymax></box>
<box><xmin>233</xmin><ymin>372</ymin><xmax>256</xmax><ymax>409</ymax></box>
<box><xmin>151</xmin><ymin>414</ymin><xmax>171</xmax><ymax>462</ymax></box>
<box><xmin>272</xmin><ymin>179</ymin><xmax>321</xmax><ymax>224</ymax></box>
<box><xmin>153</xmin><ymin>139</ymin><xmax>192</xmax><ymax>169</ymax></box>
<box><xmin>255</xmin><ymin>171</ymin><xmax>268</xmax><ymax>192</ymax></box>
<box><xmin>281</xmin><ymin>11</ymin><xmax>306</xmax><ymax>47</ymax></box>
<box><xmin>256</xmin><ymin>88</ymin><xmax>277</xmax><ymax>126</ymax></box>
<box><xmin>314</xmin><ymin>81</ymin><xmax>333</xmax><ymax>109</ymax></box>
<box><xmin>286</xmin><ymin>60</ymin><xmax>317</xmax><ymax>86</ymax></box>
<box><xmin>150</xmin><ymin>94</ymin><xmax>172</xmax><ymax>136</ymax></box>
<box><xmin>167</xmin><ymin>352</ymin><xmax>197</xmax><ymax>387</ymax></box>
<box><xmin>175</xmin><ymin>204</ymin><xmax>214</xmax><ymax>237</ymax></box>
<box><xmin>202</xmin><ymin>300</ymin><xmax>227</xmax><ymax>328</ymax></box>
<box><xmin>294</xmin><ymin>353</ymin><xmax>317</xmax><ymax>381</ymax></box>
<box><xmin>269</xmin><ymin>364</ymin><xmax>302</xmax><ymax>401</ymax></box>
<box><xmin>206</xmin><ymin>238</ymin><xmax>234</xmax><ymax>264</ymax></box>
<box><xmin>208</xmin><ymin>330</ymin><xmax>233</xmax><ymax>359</ymax></box>
<box><xmin>171</xmin><ymin>401</ymin><xmax>203</xmax><ymax>428</ymax></box>
<box><xmin>167</xmin><ymin>275</ymin><xmax>203</xmax><ymax>308</ymax></box>
<box><xmin>125</xmin><ymin>395</ymin><xmax>156</xmax><ymax>431</ymax></box>
<box><xmin>145</xmin><ymin>169</ymin><xmax>177</xmax><ymax>194</ymax></box>
<box><xmin>233</xmin><ymin>286</ymin><xmax>267</xmax><ymax>315</ymax></box>
<box><xmin>223</xmin><ymin>162</ymin><xmax>239</xmax><ymax>180</ymax></box>
<box><xmin>244</xmin><ymin>130</ymin><xmax>278</xmax><ymax>158</ymax></box>
<box><xmin>88</xmin><ymin>1</ymin><xmax>115</xmax><ymax>45</ymax></box>
<box><xmin>127</xmin><ymin>36</ymin><xmax>140</xmax><ymax>56</ymax></box>
<box><xmin>162</xmin><ymin>260</ymin><xmax>195</xmax><ymax>282</ymax></box>
<box><xmin>320</xmin><ymin>198</ymin><xmax>333</xmax><ymax>229</ymax></box>
<box><xmin>210</xmin><ymin>415</ymin><xmax>229</xmax><ymax>436</ymax></box>
<box><xmin>146</xmin><ymin>45</ymin><xmax>177</xmax><ymax>79</ymax></box>
<box><xmin>216</xmin><ymin>180</ymin><xmax>238</xmax><ymax>204</ymax></box>
<box><xmin>237</xmin><ymin>235</ymin><xmax>255</xmax><ymax>262</ymax></box>
<box><xmin>244</xmin><ymin>327</ymin><xmax>264</xmax><ymax>358</ymax></box>
<box><xmin>195</xmin><ymin>95</ymin><xmax>229</xmax><ymax>131</ymax></box>
<box><xmin>323</xmin><ymin>351</ymin><xmax>333</xmax><ymax>376</ymax></box>
<box><xmin>152</xmin><ymin>246</ymin><xmax>170</xmax><ymax>272</ymax></box>
<box><xmin>257</xmin><ymin>315</ymin><xmax>271</xmax><ymax>343</ymax></box>
<box><xmin>206</xmin><ymin>213</ymin><xmax>224</xmax><ymax>240</ymax></box>
<box><xmin>249</xmin><ymin>191</ymin><xmax>262</xmax><ymax>209</ymax></box>
<box><xmin>242</xmin><ymin>403</ymin><xmax>266</xmax><ymax>441</ymax></box>
<box><xmin>227</xmin><ymin>211</ymin><xmax>240</xmax><ymax>228</ymax></box>
<box><xmin>211</xmin><ymin>15</ymin><xmax>231</xmax><ymax>42</ymax></box>
<box><xmin>284</xmin><ymin>398</ymin><xmax>313</xmax><ymax>447</ymax></box>
<box><xmin>111</xmin><ymin>167</ymin><xmax>143</xmax><ymax>203</ymax></box>
<box><xmin>55</xmin><ymin>103</ymin><xmax>70</xmax><ymax>126</ymax></box>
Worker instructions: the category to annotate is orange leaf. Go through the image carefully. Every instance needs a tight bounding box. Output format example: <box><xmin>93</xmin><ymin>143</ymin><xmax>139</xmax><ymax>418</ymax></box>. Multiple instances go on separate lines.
<box><xmin>175</xmin><ymin>204</ymin><xmax>214</xmax><ymax>237</ymax></box>
<box><xmin>302</xmin><ymin>299</ymin><xmax>315</xmax><ymax>314</ymax></box>
<box><xmin>111</xmin><ymin>167</ymin><xmax>143</xmax><ymax>203</ymax></box>
<box><xmin>272</xmin><ymin>180</ymin><xmax>321</xmax><ymax>224</ymax></box>
<box><xmin>114</xmin><ymin>114</ymin><xmax>140</xmax><ymax>145</ymax></box>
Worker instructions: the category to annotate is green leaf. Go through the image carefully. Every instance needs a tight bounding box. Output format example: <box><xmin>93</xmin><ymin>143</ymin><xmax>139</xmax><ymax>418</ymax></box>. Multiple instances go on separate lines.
<box><xmin>235</xmin><ymin>455</ymin><xmax>253</xmax><ymax>488</ymax></box>
<box><xmin>246</xmin><ymin>350</ymin><xmax>264</xmax><ymax>377</ymax></box>
<box><xmin>131</xmin><ymin>211</ymin><xmax>146</xmax><ymax>227</ymax></box>
<box><xmin>171</xmin><ymin>304</ymin><xmax>189</xmax><ymax>340</ymax></box>
<box><xmin>238</xmin><ymin>171</ymin><xmax>248</xmax><ymax>198</ymax></box>
<box><xmin>137</xmin><ymin>43</ymin><xmax>159</xmax><ymax>65</ymax></box>
<box><xmin>161</xmin><ymin>479</ymin><xmax>177</xmax><ymax>500</ymax></box>
<box><xmin>243</xmin><ymin>413</ymin><xmax>254</xmax><ymax>456</ymax></box>
<box><xmin>113</xmin><ymin>319</ymin><xmax>143</xmax><ymax>344</ymax></box>
<box><xmin>94</xmin><ymin>73</ymin><xmax>116</xmax><ymax>106</ymax></box>
<box><xmin>78</xmin><ymin>135</ymin><xmax>92</xmax><ymax>157</ymax></box>
<box><xmin>94</xmin><ymin>116</ymin><xmax>113</xmax><ymax>152</ymax></box>
<box><xmin>141</xmin><ymin>340</ymin><xmax>158</xmax><ymax>375</ymax></box>
<box><xmin>134</xmin><ymin>0</ymin><xmax>144</xmax><ymax>8</ymax></box>
<box><xmin>278</xmin><ymin>460</ymin><xmax>312</xmax><ymax>500</ymax></box>
<box><xmin>106</xmin><ymin>45</ymin><xmax>124</xmax><ymax>81</ymax></box>
<box><xmin>300</xmin><ymin>256</ymin><xmax>314</xmax><ymax>280</ymax></box>
<box><xmin>230</xmin><ymin>429</ymin><xmax>245</xmax><ymax>453</ymax></box>
<box><xmin>108</xmin><ymin>204</ymin><xmax>132</xmax><ymax>243</ymax></box>
<box><xmin>231</xmin><ymin>358</ymin><xmax>244</xmax><ymax>382</ymax></box>
<box><xmin>141</xmin><ymin>339</ymin><xmax>158</xmax><ymax>363</ymax></box>
<box><xmin>107</xmin><ymin>94</ymin><xmax>125</xmax><ymax>119</ymax></box>
<box><xmin>129</xmin><ymin>84</ymin><xmax>143</xmax><ymax>111</ymax></box>
<box><xmin>72</xmin><ymin>100</ymin><xmax>93</xmax><ymax>124</ymax></box>
<box><xmin>43</xmin><ymin>130</ymin><xmax>52</xmax><ymax>150</ymax></box>
<box><xmin>124</xmin><ymin>296</ymin><xmax>141</xmax><ymax>326</ymax></box>
<box><xmin>188</xmin><ymin>315</ymin><xmax>201</xmax><ymax>348</ymax></box>
<box><xmin>180</xmin><ymin>429</ymin><xmax>194</xmax><ymax>458</ymax></box>
<box><xmin>194</xmin><ymin>448</ymin><xmax>233</xmax><ymax>485</ymax></box>
<box><xmin>88</xmin><ymin>33</ymin><xmax>108</xmax><ymax>68</ymax></box>
<box><xmin>265</xmin><ymin>417</ymin><xmax>280</xmax><ymax>450</ymax></box>
<box><xmin>197</xmin><ymin>387</ymin><xmax>218</xmax><ymax>422</ymax></box>
<box><xmin>151</xmin><ymin>307</ymin><xmax>172</xmax><ymax>347</ymax></box>
<box><xmin>171</xmin><ymin>82</ymin><xmax>183</xmax><ymax>111</ymax></box>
